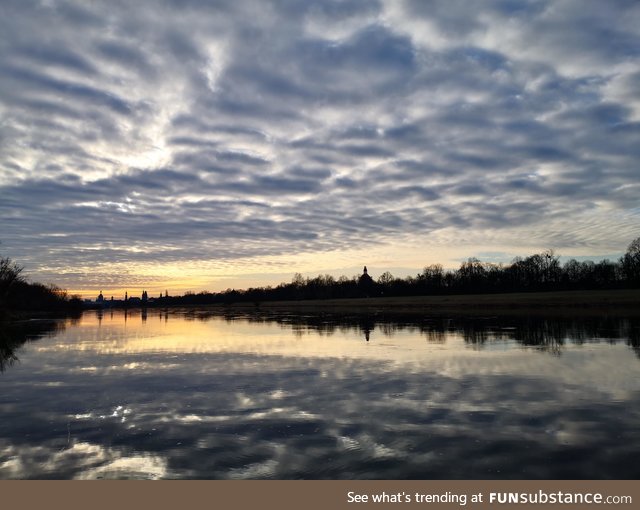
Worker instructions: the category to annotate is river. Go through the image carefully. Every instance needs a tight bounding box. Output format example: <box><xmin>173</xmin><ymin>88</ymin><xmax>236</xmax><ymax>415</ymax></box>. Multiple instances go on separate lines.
<box><xmin>1</xmin><ymin>308</ymin><xmax>639</xmax><ymax>479</ymax></box>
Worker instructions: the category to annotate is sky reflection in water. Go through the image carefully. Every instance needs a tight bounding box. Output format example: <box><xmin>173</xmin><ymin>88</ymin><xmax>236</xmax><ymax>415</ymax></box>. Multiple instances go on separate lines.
<box><xmin>1</xmin><ymin>309</ymin><xmax>639</xmax><ymax>479</ymax></box>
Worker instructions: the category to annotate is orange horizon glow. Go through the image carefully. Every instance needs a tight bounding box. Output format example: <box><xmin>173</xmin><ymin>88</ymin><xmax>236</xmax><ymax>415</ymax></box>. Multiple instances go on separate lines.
<box><xmin>39</xmin><ymin>233</ymin><xmax>629</xmax><ymax>300</ymax></box>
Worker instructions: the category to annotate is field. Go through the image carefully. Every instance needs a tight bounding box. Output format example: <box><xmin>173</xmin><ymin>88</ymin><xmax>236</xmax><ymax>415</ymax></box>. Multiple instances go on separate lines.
<box><xmin>243</xmin><ymin>289</ymin><xmax>640</xmax><ymax>316</ymax></box>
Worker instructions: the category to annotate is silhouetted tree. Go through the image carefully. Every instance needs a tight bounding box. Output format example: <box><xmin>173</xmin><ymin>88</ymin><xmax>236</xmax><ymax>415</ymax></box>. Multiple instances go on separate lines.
<box><xmin>0</xmin><ymin>256</ymin><xmax>24</xmax><ymax>304</ymax></box>
<box><xmin>418</xmin><ymin>264</ymin><xmax>444</xmax><ymax>293</ymax></box>
<box><xmin>622</xmin><ymin>237</ymin><xmax>640</xmax><ymax>286</ymax></box>
<box><xmin>378</xmin><ymin>271</ymin><xmax>394</xmax><ymax>285</ymax></box>
<box><xmin>457</xmin><ymin>258</ymin><xmax>487</xmax><ymax>291</ymax></box>
<box><xmin>0</xmin><ymin>252</ymin><xmax>81</xmax><ymax>314</ymax></box>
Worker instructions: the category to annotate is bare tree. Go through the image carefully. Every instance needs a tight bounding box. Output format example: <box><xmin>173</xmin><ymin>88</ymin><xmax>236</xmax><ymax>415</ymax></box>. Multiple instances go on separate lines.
<box><xmin>622</xmin><ymin>236</ymin><xmax>640</xmax><ymax>284</ymax></box>
<box><xmin>0</xmin><ymin>256</ymin><xmax>24</xmax><ymax>299</ymax></box>
<box><xmin>377</xmin><ymin>271</ymin><xmax>394</xmax><ymax>285</ymax></box>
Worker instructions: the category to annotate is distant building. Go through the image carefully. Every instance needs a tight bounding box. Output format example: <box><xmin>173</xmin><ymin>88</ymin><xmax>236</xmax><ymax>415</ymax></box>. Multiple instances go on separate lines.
<box><xmin>96</xmin><ymin>291</ymin><xmax>104</xmax><ymax>303</ymax></box>
<box><xmin>358</xmin><ymin>266</ymin><xmax>376</xmax><ymax>297</ymax></box>
<box><xmin>358</xmin><ymin>266</ymin><xmax>374</xmax><ymax>286</ymax></box>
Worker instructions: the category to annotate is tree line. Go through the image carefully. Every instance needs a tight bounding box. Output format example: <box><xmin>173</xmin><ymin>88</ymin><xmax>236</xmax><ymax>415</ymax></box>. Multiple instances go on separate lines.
<box><xmin>1</xmin><ymin>237</ymin><xmax>639</xmax><ymax>311</ymax></box>
<box><xmin>0</xmin><ymin>255</ymin><xmax>82</xmax><ymax>315</ymax></box>
<box><xmin>157</xmin><ymin>237</ymin><xmax>640</xmax><ymax>306</ymax></box>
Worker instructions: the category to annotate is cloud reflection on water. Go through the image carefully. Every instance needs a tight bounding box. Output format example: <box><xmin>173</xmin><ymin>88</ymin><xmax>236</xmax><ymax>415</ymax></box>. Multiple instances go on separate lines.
<box><xmin>1</xmin><ymin>310</ymin><xmax>639</xmax><ymax>479</ymax></box>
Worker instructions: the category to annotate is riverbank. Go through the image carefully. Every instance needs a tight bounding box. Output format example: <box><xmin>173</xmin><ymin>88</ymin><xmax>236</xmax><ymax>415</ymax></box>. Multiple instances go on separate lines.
<box><xmin>231</xmin><ymin>288</ymin><xmax>640</xmax><ymax>316</ymax></box>
<box><xmin>5</xmin><ymin>288</ymin><xmax>639</xmax><ymax>318</ymax></box>
<box><xmin>0</xmin><ymin>309</ymin><xmax>82</xmax><ymax>322</ymax></box>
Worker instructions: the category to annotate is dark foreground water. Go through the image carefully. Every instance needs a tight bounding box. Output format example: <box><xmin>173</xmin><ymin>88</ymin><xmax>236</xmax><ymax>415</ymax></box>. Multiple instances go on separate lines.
<box><xmin>1</xmin><ymin>309</ymin><xmax>639</xmax><ymax>479</ymax></box>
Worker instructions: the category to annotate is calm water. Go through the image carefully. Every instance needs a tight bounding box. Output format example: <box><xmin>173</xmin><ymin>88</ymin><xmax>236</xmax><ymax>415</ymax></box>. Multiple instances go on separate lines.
<box><xmin>1</xmin><ymin>309</ymin><xmax>639</xmax><ymax>479</ymax></box>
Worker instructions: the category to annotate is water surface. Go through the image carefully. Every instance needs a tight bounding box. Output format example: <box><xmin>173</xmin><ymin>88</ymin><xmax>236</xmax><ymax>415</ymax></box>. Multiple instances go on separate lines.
<box><xmin>1</xmin><ymin>309</ymin><xmax>639</xmax><ymax>479</ymax></box>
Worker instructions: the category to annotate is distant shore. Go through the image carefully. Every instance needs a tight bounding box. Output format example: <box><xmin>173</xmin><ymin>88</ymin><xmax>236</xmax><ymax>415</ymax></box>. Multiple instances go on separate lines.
<box><xmin>6</xmin><ymin>288</ymin><xmax>640</xmax><ymax>319</ymax></box>
<box><xmin>217</xmin><ymin>288</ymin><xmax>640</xmax><ymax>316</ymax></box>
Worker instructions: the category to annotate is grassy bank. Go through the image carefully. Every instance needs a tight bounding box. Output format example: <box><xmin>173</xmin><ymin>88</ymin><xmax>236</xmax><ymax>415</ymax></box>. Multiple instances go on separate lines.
<box><xmin>233</xmin><ymin>288</ymin><xmax>640</xmax><ymax>316</ymax></box>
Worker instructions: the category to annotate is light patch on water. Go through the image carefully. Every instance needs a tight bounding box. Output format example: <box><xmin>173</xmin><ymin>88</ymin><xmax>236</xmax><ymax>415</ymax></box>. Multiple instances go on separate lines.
<box><xmin>338</xmin><ymin>436</ymin><xmax>361</xmax><ymax>452</ymax></box>
<box><xmin>0</xmin><ymin>441</ymin><xmax>140</xmax><ymax>479</ymax></box>
<box><xmin>96</xmin><ymin>406</ymin><xmax>133</xmax><ymax>422</ymax></box>
<box><xmin>236</xmin><ymin>393</ymin><xmax>255</xmax><ymax>408</ymax></box>
<box><xmin>75</xmin><ymin>453</ymin><xmax>168</xmax><ymax>480</ymax></box>
<box><xmin>0</xmin><ymin>454</ymin><xmax>24</xmax><ymax>478</ymax></box>
<box><xmin>179</xmin><ymin>414</ymin><xmax>203</xmax><ymax>423</ymax></box>
<box><xmin>372</xmin><ymin>443</ymin><xmax>396</xmax><ymax>458</ymax></box>
<box><xmin>227</xmin><ymin>459</ymin><xmax>278</xmax><ymax>479</ymax></box>
<box><xmin>289</xmin><ymin>410</ymin><xmax>321</xmax><ymax>420</ymax></box>
<box><xmin>269</xmin><ymin>389</ymin><xmax>291</xmax><ymax>399</ymax></box>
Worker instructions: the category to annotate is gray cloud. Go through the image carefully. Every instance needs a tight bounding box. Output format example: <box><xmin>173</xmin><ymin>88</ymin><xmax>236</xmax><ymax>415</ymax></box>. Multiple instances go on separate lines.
<box><xmin>1</xmin><ymin>0</ymin><xmax>639</xmax><ymax>289</ymax></box>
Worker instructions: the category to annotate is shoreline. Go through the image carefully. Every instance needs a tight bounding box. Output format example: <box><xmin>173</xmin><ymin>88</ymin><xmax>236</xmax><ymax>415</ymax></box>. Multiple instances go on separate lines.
<box><xmin>227</xmin><ymin>288</ymin><xmax>640</xmax><ymax>316</ymax></box>
<box><xmin>75</xmin><ymin>288</ymin><xmax>640</xmax><ymax>317</ymax></box>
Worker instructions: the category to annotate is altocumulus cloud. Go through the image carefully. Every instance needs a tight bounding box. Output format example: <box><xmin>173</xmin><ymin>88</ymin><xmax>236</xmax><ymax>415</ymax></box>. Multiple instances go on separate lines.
<box><xmin>1</xmin><ymin>0</ymin><xmax>639</xmax><ymax>291</ymax></box>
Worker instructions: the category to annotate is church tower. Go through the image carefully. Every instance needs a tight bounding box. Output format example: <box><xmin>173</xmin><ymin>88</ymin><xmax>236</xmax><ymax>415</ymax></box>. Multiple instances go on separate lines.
<box><xmin>358</xmin><ymin>265</ymin><xmax>374</xmax><ymax>287</ymax></box>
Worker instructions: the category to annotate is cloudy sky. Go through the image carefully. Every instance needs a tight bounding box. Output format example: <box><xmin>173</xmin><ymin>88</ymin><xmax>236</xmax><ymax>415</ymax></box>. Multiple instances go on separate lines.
<box><xmin>1</xmin><ymin>0</ymin><xmax>639</xmax><ymax>297</ymax></box>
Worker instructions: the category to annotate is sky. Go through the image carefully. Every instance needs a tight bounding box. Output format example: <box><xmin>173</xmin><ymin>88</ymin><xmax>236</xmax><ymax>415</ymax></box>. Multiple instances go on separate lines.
<box><xmin>1</xmin><ymin>0</ymin><xmax>639</xmax><ymax>298</ymax></box>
